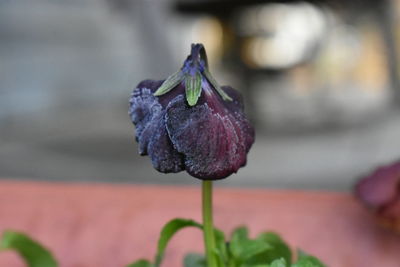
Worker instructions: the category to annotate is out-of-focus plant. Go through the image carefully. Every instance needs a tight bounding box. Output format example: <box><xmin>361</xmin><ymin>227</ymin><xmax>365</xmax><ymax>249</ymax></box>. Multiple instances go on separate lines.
<box><xmin>355</xmin><ymin>160</ymin><xmax>400</xmax><ymax>233</ymax></box>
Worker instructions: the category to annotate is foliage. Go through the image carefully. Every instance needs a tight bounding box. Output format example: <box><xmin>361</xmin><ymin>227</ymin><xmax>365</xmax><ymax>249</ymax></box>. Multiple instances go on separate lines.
<box><xmin>0</xmin><ymin>219</ymin><xmax>326</xmax><ymax>267</ymax></box>
<box><xmin>0</xmin><ymin>230</ymin><xmax>57</xmax><ymax>267</ymax></box>
<box><xmin>127</xmin><ymin>218</ymin><xmax>326</xmax><ymax>267</ymax></box>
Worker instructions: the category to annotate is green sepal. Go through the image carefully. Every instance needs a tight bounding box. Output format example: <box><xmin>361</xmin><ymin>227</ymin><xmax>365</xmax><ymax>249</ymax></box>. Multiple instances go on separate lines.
<box><xmin>154</xmin><ymin>70</ymin><xmax>184</xmax><ymax>96</ymax></box>
<box><xmin>203</xmin><ymin>68</ymin><xmax>232</xmax><ymax>102</ymax></box>
<box><xmin>185</xmin><ymin>72</ymin><xmax>202</xmax><ymax>106</ymax></box>
<box><xmin>0</xmin><ymin>230</ymin><xmax>58</xmax><ymax>267</ymax></box>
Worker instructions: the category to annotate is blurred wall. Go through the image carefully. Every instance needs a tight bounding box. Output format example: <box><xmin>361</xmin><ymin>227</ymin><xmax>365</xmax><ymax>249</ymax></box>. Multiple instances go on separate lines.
<box><xmin>0</xmin><ymin>0</ymin><xmax>400</xmax><ymax>190</ymax></box>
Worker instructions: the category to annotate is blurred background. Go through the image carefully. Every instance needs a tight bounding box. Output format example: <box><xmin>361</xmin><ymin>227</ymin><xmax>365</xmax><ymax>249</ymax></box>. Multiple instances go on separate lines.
<box><xmin>1</xmin><ymin>0</ymin><xmax>400</xmax><ymax>190</ymax></box>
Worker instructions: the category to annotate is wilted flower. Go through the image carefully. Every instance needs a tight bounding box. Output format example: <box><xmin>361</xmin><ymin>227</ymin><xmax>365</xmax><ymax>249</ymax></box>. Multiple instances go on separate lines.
<box><xmin>129</xmin><ymin>43</ymin><xmax>255</xmax><ymax>180</ymax></box>
<box><xmin>355</xmin><ymin>160</ymin><xmax>400</xmax><ymax>232</ymax></box>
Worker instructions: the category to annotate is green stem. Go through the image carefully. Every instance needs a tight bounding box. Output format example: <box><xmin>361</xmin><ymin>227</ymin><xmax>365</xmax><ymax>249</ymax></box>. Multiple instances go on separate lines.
<box><xmin>202</xmin><ymin>180</ymin><xmax>218</xmax><ymax>267</ymax></box>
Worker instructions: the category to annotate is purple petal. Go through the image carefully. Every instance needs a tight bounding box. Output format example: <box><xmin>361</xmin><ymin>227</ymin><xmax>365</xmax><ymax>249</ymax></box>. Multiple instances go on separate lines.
<box><xmin>220</xmin><ymin>85</ymin><xmax>244</xmax><ymax>110</ymax></box>
<box><xmin>147</xmin><ymin>117</ymin><xmax>184</xmax><ymax>173</ymax></box>
<box><xmin>221</xmin><ymin>86</ymin><xmax>255</xmax><ymax>151</ymax></box>
<box><xmin>355</xmin><ymin>161</ymin><xmax>400</xmax><ymax>232</ymax></box>
<box><xmin>129</xmin><ymin>80</ymin><xmax>163</xmax><ymax>154</ymax></box>
<box><xmin>165</xmin><ymin>81</ymin><xmax>255</xmax><ymax>179</ymax></box>
<box><xmin>355</xmin><ymin>162</ymin><xmax>400</xmax><ymax>209</ymax></box>
<box><xmin>129</xmin><ymin>80</ymin><xmax>184</xmax><ymax>173</ymax></box>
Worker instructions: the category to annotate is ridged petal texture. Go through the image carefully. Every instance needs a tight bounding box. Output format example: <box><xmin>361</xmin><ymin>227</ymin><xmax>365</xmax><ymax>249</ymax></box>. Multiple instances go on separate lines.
<box><xmin>129</xmin><ymin>78</ymin><xmax>255</xmax><ymax>180</ymax></box>
<box><xmin>129</xmin><ymin>80</ymin><xmax>184</xmax><ymax>173</ymax></box>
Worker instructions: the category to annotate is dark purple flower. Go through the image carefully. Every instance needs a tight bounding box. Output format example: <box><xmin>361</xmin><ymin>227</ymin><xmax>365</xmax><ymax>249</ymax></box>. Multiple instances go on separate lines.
<box><xmin>129</xmin><ymin>44</ymin><xmax>255</xmax><ymax>180</ymax></box>
<box><xmin>355</xmin><ymin>160</ymin><xmax>400</xmax><ymax>232</ymax></box>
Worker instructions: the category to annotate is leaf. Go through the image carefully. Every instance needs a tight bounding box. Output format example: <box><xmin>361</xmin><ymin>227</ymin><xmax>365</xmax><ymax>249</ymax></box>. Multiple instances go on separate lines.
<box><xmin>154</xmin><ymin>70</ymin><xmax>183</xmax><ymax>96</ymax></box>
<box><xmin>291</xmin><ymin>250</ymin><xmax>325</xmax><ymax>267</ymax></box>
<box><xmin>229</xmin><ymin>227</ymin><xmax>271</xmax><ymax>265</ymax></box>
<box><xmin>183</xmin><ymin>253</ymin><xmax>207</xmax><ymax>267</ymax></box>
<box><xmin>229</xmin><ymin>226</ymin><xmax>248</xmax><ymax>259</ymax></box>
<box><xmin>203</xmin><ymin>68</ymin><xmax>232</xmax><ymax>101</ymax></box>
<box><xmin>125</xmin><ymin>259</ymin><xmax>154</xmax><ymax>267</ymax></box>
<box><xmin>214</xmin><ymin>229</ymin><xmax>228</xmax><ymax>266</ymax></box>
<box><xmin>185</xmin><ymin>72</ymin><xmax>202</xmax><ymax>106</ymax></box>
<box><xmin>256</xmin><ymin>232</ymin><xmax>292</xmax><ymax>264</ymax></box>
<box><xmin>270</xmin><ymin>258</ymin><xmax>287</xmax><ymax>267</ymax></box>
<box><xmin>0</xmin><ymin>230</ymin><xmax>58</xmax><ymax>267</ymax></box>
<box><xmin>155</xmin><ymin>218</ymin><xmax>202</xmax><ymax>267</ymax></box>
<box><xmin>242</xmin><ymin>258</ymin><xmax>286</xmax><ymax>267</ymax></box>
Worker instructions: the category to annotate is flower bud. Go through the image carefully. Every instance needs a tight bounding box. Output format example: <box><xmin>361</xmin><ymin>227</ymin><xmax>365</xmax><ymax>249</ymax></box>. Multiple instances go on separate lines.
<box><xmin>129</xmin><ymin>44</ymin><xmax>255</xmax><ymax>180</ymax></box>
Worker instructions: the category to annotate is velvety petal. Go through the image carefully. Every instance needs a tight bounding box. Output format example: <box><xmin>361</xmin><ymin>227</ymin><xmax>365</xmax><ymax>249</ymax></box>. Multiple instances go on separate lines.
<box><xmin>221</xmin><ymin>86</ymin><xmax>255</xmax><ymax>151</ymax></box>
<box><xmin>129</xmin><ymin>80</ymin><xmax>162</xmax><ymax>149</ymax></box>
<box><xmin>147</xmin><ymin>117</ymin><xmax>184</xmax><ymax>173</ymax></box>
<box><xmin>220</xmin><ymin>85</ymin><xmax>244</xmax><ymax>111</ymax></box>
<box><xmin>165</xmin><ymin>80</ymin><xmax>255</xmax><ymax>179</ymax></box>
<box><xmin>129</xmin><ymin>80</ymin><xmax>184</xmax><ymax>173</ymax></box>
<box><xmin>129</xmin><ymin>80</ymin><xmax>163</xmax><ymax>154</ymax></box>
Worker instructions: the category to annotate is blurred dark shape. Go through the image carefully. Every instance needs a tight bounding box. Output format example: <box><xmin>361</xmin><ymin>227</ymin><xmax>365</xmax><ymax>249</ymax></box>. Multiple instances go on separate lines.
<box><xmin>355</xmin><ymin>160</ymin><xmax>400</xmax><ymax>233</ymax></box>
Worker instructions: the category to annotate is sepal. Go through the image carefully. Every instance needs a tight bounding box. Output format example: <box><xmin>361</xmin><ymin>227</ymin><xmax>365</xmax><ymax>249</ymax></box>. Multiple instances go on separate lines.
<box><xmin>203</xmin><ymin>68</ymin><xmax>232</xmax><ymax>102</ymax></box>
<box><xmin>185</xmin><ymin>71</ymin><xmax>202</xmax><ymax>106</ymax></box>
<box><xmin>154</xmin><ymin>70</ymin><xmax>184</xmax><ymax>96</ymax></box>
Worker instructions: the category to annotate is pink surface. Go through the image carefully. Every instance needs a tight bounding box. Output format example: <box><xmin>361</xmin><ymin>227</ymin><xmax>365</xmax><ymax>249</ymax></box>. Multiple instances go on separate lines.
<box><xmin>0</xmin><ymin>181</ymin><xmax>399</xmax><ymax>267</ymax></box>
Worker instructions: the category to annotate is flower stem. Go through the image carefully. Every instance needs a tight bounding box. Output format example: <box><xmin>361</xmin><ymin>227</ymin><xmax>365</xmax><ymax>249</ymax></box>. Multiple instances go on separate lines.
<box><xmin>202</xmin><ymin>180</ymin><xmax>218</xmax><ymax>267</ymax></box>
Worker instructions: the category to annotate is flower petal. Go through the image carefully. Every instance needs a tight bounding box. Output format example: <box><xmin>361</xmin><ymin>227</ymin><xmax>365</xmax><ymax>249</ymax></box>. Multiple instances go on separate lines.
<box><xmin>129</xmin><ymin>80</ymin><xmax>163</xmax><ymax>154</ymax></box>
<box><xmin>220</xmin><ymin>86</ymin><xmax>254</xmax><ymax>150</ymax></box>
<box><xmin>355</xmin><ymin>162</ymin><xmax>400</xmax><ymax>208</ymax></box>
<box><xmin>165</xmin><ymin>82</ymin><xmax>254</xmax><ymax>180</ymax></box>
<box><xmin>355</xmin><ymin>160</ymin><xmax>400</xmax><ymax>232</ymax></box>
<box><xmin>129</xmin><ymin>80</ymin><xmax>184</xmax><ymax>173</ymax></box>
<box><xmin>148</xmin><ymin>120</ymin><xmax>184</xmax><ymax>173</ymax></box>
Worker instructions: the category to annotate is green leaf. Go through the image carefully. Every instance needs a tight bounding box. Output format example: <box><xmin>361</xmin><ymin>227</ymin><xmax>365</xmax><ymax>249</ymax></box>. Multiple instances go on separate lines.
<box><xmin>270</xmin><ymin>258</ymin><xmax>287</xmax><ymax>267</ymax></box>
<box><xmin>242</xmin><ymin>258</ymin><xmax>286</xmax><ymax>267</ymax></box>
<box><xmin>185</xmin><ymin>72</ymin><xmax>202</xmax><ymax>106</ymax></box>
<box><xmin>214</xmin><ymin>229</ymin><xmax>228</xmax><ymax>266</ymax></box>
<box><xmin>229</xmin><ymin>227</ymin><xmax>271</xmax><ymax>265</ymax></box>
<box><xmin>155</xmin><ymin>218</ymin><xmax>202</xmax><ymax>267</ymax></box>
<box><xmin>203</xmin><ymin>68</ymin><xmax>232</xmax><ymax>102</ymax></box>
<box><xmin>256</xmin><ymin>232</ymin><xmax>292</xmax><ymax>264</ymax></box>
<box><xmin>183</xmin><ymin>253</ymin><xmax>207</xmax><ymax>267</ymax></box>
<box><xmin>125</xmin><ymin>259</ymin><xmax>154</xmax><ymax>267</ymax></box>
<box><xmin>154</xmin><ymin>70</ymin><xmax>184</xmax><ymax>96</ymax></box>
<box><xmin>0</xmin><ymin>230</ymin><xmax>58</xmax><ymax>267</ymax></box>
<box><xmin>291</xmin><ymin>250</ymin><xmax>325</xmax><ymax>267</ymax></box>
